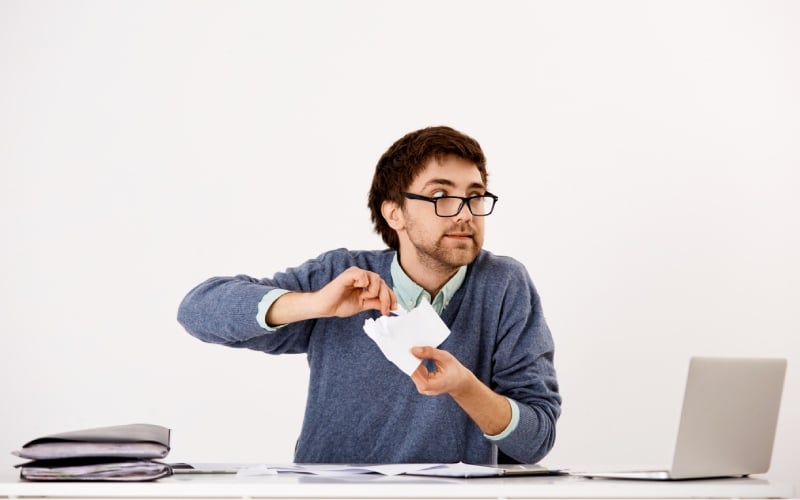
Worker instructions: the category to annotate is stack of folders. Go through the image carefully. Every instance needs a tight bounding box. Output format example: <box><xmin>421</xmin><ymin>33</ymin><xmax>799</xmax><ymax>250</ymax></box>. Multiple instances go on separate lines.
<box><xmin>12</xmin><ymin>423</ymin><xmax>172</xmax><ymax>481</ymax></box>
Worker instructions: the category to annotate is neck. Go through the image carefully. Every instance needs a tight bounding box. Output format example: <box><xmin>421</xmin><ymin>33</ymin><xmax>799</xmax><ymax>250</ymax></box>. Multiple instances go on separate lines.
<box><xmin>397</xmin><ymin>249</ymin><xmax>460</xmax><ymax>298</ymax></box>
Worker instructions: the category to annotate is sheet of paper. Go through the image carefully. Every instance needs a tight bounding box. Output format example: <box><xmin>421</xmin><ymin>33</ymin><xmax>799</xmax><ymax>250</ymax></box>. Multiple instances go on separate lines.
<box><xmin>362</xmin><ymin>300</ymin><xmax>451</xmax><ymax>375</ymax></box>
<box><xmin>235</xmin><ymin>462</ymin><xmax>505</xmax><ymax>478</ymax></box>
<box><xmin>237</xmin><ymin>464</ymin><xmax>390</xmax><ymax>477</ymax></box>
<box><xmin>404</xmin><ymin>463</ymin><xmax>504</xmax><ymax>477</ymax></box>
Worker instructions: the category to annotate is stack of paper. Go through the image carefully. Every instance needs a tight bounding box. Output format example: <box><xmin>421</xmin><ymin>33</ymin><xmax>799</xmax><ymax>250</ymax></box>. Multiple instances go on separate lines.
<box><xmin>12</xmin><ymin>423</ymin><xmax>172</xmax><ymax>481</ymax></box>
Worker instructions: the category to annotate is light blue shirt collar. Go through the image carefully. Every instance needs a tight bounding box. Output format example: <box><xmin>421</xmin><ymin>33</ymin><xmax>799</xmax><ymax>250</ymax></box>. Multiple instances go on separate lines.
<box><xmin>390</xmin><ymin>253</ymin><xmax>467</xmax><ymax>315</ymax></box>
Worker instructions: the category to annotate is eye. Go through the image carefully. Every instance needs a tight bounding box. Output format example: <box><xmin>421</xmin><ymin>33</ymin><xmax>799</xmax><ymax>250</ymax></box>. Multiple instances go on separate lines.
<box><xmin>431</xmin><ymin>190</ymin><xmax>447</xmax><ymax>198</ymax></box>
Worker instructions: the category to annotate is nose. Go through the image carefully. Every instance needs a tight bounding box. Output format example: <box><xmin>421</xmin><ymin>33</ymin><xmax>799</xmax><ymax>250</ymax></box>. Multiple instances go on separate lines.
<box><xmin>453</xmin><ymin>201</ymin><xmax>474</xmax><ymax>223</ymax></box>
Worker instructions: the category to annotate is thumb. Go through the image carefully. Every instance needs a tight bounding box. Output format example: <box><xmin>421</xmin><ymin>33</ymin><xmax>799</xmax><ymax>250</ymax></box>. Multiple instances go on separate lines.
<box><xmin>411</xmin><ymin>346</ymin><xmax>434</xmax><ymax>359</ymax></box>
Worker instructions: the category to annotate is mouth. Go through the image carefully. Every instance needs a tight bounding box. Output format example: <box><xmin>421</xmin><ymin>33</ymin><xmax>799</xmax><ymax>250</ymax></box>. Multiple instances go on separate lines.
<box><xmin>444</xmin><ymin>232</ymin><xmax>473</xmax><ymax>240</ymax></box>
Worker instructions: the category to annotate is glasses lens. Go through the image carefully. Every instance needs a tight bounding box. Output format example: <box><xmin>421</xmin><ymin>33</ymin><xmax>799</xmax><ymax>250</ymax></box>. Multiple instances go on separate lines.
<box><xmin>468</xmin><ymin>196</ymin><xmax>494</xmax><ymax>216</ymax></box>
<box><xmin>434</xmin><ymin>197</ymin><xmax>462</xmax><ymax>216</ymax></box>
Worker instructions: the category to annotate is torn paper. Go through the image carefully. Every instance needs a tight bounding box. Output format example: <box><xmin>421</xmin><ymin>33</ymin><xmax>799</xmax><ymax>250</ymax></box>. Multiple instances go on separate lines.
<box><xmin>362</xmin><ymin>299</ymin><xmax>451</xmax><ymax>375</ymax></box>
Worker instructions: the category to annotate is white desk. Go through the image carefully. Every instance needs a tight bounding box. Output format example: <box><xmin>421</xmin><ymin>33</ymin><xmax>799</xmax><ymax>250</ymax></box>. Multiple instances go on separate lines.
<box><xmin>0</xmin><ymin>470</ymin><xmax>794</xmax><ymax>500</ymax></box>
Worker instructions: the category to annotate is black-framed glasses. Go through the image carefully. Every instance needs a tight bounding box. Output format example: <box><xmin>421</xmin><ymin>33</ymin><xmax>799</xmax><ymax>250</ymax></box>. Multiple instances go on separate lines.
<box><xmin>402</xmin><ymin>192</ymin><xmax>499</xmax><ymax>217</ymax></box>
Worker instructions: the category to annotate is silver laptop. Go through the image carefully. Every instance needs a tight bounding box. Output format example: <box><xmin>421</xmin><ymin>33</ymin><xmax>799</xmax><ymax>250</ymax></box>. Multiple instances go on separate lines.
<box><xmin>580</xmin><ymin>357</ymin><xmax>786</xmax><ymax>480</ymax></box>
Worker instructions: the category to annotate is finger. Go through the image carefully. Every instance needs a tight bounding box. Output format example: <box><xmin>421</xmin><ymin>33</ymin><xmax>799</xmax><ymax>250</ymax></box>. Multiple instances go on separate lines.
<box><xmin>411</xmin><ymin>362</ymin><xmax>428</xmax><ymax>381</ymax></box>
<box><xmin>377</xmin><ymin>282</ymin><xmax>394</xmax><ymax>315</ymax></box>
<box><xmin>360</xmin><ymin>283</ymin><xmax>391</xmax><ymax>313</ymax></box>
<box><xmin>411</xmin><ymin>362</ymin><xmax>447</xmax><ymax>396</ymax></box>
<box><xmin>340</xmin><ymin>267</ymin><xmax>370</xmax><ymax>290</ymax></box>
<box><xmin>358</xmin><ymin>279</ymin><xmax>379</xmax><ymax>306</ymax></box>
<box><xmin>353</xmin><ymin>270</ymin><xmax>371</xmax><ymax>290</ymax></box>
<box><xmin>410</xmin><ymin>363</ymin><xmax>435</xmax><ymax>394</ymax></box>
<box><xmin>359</xmin><ymin>273</ymin><xmax>391</xmax><ymax>302</ymax></box>
<box><xmin>357</xmin><ymin>271</ymin><xmax>381</xmax><ymax>296</ymax></box>
<box><xmin>411</xmin><ymin>346</ymin><xmax>441</xmax><ymax>361</ymax></box>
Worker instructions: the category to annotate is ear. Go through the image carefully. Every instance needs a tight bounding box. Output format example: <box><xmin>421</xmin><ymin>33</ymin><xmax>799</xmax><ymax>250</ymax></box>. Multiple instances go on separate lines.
<box><xmin>381</xmin><ymin>199</ymin><xmax>404</xmax><ymax>230</ymax></box>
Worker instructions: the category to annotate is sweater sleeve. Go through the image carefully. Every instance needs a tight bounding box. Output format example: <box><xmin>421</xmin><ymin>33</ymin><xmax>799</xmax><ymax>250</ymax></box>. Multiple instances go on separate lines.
<box><xmin>177</xmin><ymin>274</ymin><xmax>314</xmax><ymax>354</ymax></box>
<box><xmin>176</xmin><ymin>250</ymin><xmax>355</xmax><ymax>354</ymax></box>
<box><xmin>488</xmin><ymin>259</ymin><xmax>561</xmax><ymax>464</ymax></box>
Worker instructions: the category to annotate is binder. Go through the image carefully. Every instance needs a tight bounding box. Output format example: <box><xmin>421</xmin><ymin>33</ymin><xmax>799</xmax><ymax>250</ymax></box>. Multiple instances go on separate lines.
<box><xmin>13</xmin><ymin>423</ymin><xmax>172</xmax><ymax>481</ymax></box>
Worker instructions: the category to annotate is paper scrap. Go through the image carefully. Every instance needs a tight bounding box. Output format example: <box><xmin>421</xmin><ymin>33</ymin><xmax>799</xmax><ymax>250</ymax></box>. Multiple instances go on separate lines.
<box><xmin>362</xmin><ymin>299</ymin><xmax>450</xmax><ymax>375</ymax></box>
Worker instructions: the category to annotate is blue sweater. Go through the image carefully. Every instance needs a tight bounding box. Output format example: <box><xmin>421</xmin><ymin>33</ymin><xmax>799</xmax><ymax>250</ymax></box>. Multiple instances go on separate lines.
<box><xmin>177</xmin><ymin>248</ymin><xmax>560</xmax><ymax>464</ymax></box>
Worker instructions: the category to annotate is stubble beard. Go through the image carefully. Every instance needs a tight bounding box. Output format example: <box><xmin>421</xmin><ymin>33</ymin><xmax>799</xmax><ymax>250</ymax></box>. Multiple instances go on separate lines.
<box><xmin>411</xmin><ymin>234</ymin><xmax>481</xmax><ymax>275</ymax></box>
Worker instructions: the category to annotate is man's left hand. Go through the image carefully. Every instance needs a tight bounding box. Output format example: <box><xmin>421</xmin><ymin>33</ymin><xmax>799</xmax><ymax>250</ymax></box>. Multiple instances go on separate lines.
<box><xmin>410</xmin><ymin>345</ymin><xmax>512</xmax><ymax>436</ymax></box>
<box><xmin>410</xmin><ymin>346</ymin><xmax>471</xmax><ymax>396</ymax></box>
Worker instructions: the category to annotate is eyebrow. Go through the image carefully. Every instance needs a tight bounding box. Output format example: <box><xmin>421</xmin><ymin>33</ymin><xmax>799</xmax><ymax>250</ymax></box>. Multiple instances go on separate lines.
<box><xmin>421</xmin><ymin>178</ymin><xmax>486</xmax><ymax>191</ymax></box>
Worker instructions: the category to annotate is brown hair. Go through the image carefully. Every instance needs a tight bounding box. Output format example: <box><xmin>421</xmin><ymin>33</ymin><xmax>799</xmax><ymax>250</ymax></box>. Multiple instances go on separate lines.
<box><xmin>368</xmin><ymin>126</ymin><xmax>488</xmax><ymax>250</ymax></box>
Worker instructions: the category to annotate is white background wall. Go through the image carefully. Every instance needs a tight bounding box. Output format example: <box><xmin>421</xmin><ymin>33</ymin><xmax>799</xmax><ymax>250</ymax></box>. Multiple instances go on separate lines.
<box><xmin>1</xmin><ymin>0</ymin><xmax>798</xmax><ymax>490</ymax></box>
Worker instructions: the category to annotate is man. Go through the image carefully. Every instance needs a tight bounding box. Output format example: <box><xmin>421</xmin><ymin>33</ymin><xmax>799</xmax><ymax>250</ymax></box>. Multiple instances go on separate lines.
<box><xmin>177</xmin><ymin>126</ymin><xmax>560</xmax><ymax>464</ymax></box>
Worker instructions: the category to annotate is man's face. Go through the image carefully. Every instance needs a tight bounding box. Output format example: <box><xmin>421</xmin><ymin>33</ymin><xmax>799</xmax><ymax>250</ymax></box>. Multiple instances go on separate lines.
<box><xmin>398</xmin><ymin>155</ymin><xmax>487</xmax><ymax>273</ymax></box>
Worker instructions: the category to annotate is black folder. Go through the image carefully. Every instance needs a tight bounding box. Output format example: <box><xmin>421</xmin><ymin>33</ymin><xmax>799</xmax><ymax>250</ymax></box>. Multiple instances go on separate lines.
<box><xmin>15</xmin><ymin>423</ymin><xmax>170</xmax><ymax>460</ymax></box>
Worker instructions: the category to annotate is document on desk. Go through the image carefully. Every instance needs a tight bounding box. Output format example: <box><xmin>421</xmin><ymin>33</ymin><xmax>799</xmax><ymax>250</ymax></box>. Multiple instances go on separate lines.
<box><xmin>362</xmin><ymin>300</ymin><xmax>451</xmax><ymax>375</ymax></box>
<box><xmin>229</xmin><ymin>462</ymin><xmax>560</xmax><ymax>478</ymax></box>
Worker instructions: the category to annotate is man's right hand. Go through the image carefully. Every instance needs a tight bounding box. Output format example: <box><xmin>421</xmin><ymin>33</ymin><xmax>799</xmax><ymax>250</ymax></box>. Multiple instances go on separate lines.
<box><xmin>266</xmin><ymin>267</ymin><xmax>397</xmax><ymax>326</ymax></box>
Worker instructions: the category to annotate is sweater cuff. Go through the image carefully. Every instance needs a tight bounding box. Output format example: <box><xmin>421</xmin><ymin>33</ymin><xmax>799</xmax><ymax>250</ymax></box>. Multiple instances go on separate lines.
<box><xmin>256</xmin><ymin>289</ymin><xmax>292</xmax><ymax>331</ymax></box>
<box><xmin>484</xmin><ymin>397</ymin><xmax>520</xmax><ymax>441</ymax></box>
